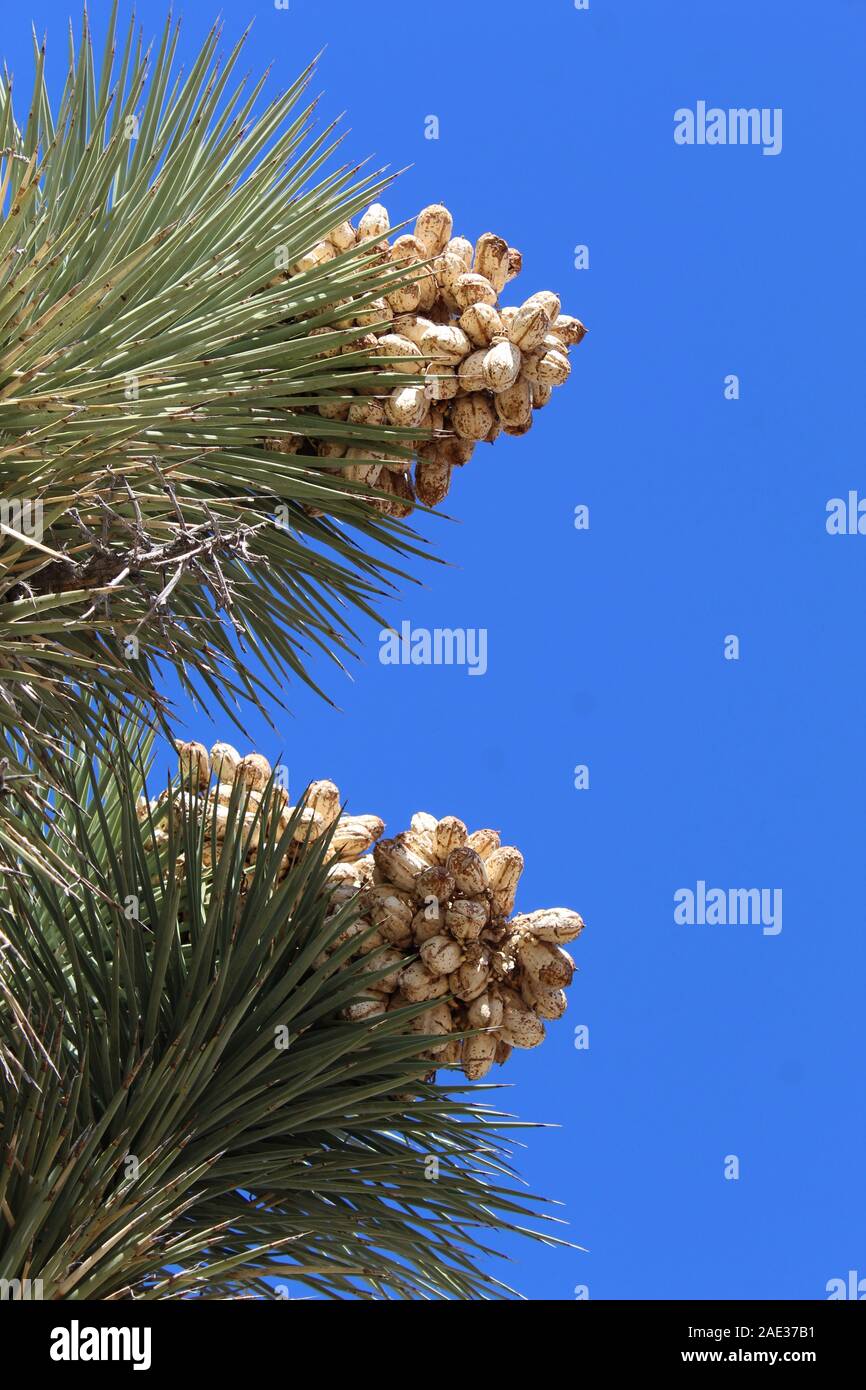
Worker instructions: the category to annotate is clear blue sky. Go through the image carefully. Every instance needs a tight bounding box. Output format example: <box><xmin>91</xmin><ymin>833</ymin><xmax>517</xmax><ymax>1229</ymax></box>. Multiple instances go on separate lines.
<box><xmin>7</xmin><ymin>0</ymin><xmax>865</xmax><ymax>1299</ymax></box>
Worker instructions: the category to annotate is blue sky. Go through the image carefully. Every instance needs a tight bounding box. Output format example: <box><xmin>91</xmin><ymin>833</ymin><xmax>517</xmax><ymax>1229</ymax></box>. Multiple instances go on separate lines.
<box><xmin>7</xmin><ymin>0</ymin><xmax>865</xmax><ymax>1298</ymax></box>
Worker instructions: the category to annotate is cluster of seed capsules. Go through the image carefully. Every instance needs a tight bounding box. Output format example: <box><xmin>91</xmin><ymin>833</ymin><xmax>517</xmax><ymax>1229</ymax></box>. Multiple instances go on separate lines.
<box><xmin>159</xmin><ymin>741</ymin><xmax>584</xmax><ymax>1081</ymax></box>
<box><xmin>271</xmin><ymin>202</ymin><xmax>586</xmax><ymax>515</ymax></box>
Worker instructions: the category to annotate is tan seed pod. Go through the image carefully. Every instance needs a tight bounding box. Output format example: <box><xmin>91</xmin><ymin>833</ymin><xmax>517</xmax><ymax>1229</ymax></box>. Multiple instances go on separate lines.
<box><xmin>411</xmin><ymin>811</ymin><xmax>438</xmax><ymax>834</ymax></box>
<box><xmin>354</xmin><ymin>297</ymin><xmax>393</xmax><ymax>327</ymax></box>
<box><xmin>446</xmin><ymin>845</ymin><xmax>489</xmax><ymax>897</ymax></box>
<box><xmin>318</xmin><ymin>398</ymin><xmax>352</xmax><ymax>421</ymax></box>
<box><xmin>352</xmin><ymin>924</ymin><xmax>387</xmax><ymax>956</ymax></box>
<box><xmin>424</xmin><ymin>363</ymin><xmax>460</xmax><ymax>401</ymax></box>
<box><xmin>494</xmin><ymin>379</ymin><xmax>532</xmax><ymax>428</ymax></box>
<box><xmin>412</xmin><ymin>908</ymin><xmax>445</xmax><ymax>943</ymax></box>
<box><xmin>343</xmin><ymin>459</ymin><xmax>383</xmax><ymax>487</ymax></box>
<box><xmin>390</xmin><ymin>233</ymin><xmax>428</xmax><ymax>266</ymax></box>
<box><xmin>467</xmin><ymin>891</ymin><xmax>492</xmax><ymax>923</ymax></box>
<box><xmin>442</xmin><ymin>435</ymin><xmax>476</xmax><ymax>466</ymax></box>
<box><xmin>449</xmin><ymin>948</ymin><xmax>491</xmax><ymax>1002</ymax></box>
<box><xmin>491</xmin><ymin>886</ymin><xmax>518</xmax><ymax>917</ymax></box>
<box><xmin>457</xmin><ymin>349</ymin><xmax>488</xmax><ymax>395</ymax></box>
<box><xmin>415</xmin><ymin>270</ymin><xmax>439</xmax><ymax>312</ymax></box>
<box><xmin>309</xmin><ymin>326</ymin><xmax>342</xmax><ymax>359</ymax></box>
<box><xmin>517</xmin><ymin>937</ymin><xmax>575</xmax><ymax>988</ymax></box>
<box><xmin>500</xmin><ymin>996</ymin><xmax>545</xmax><ymax>1049</ymax></box>
<box><xmin>328</xmin><ymin>860</ymin><xmax>361</xmax><ymax>887</ymax></box>
<box><xmin>333</xmin><ymin>308</ymin><xmax>360</xmax><ymax>332</ymax></box>
<box><xmin>364</xmin><ymin>885</ymin><xmax>415</xmax><ymax>942</ymax></box>
<box><xmin>399</xmin><ymin>960</ymin><xmax>449</xmax><ymax>1003</ymax></box>
<box><xmin>482</xmin><ymin>340</ymin><xmax>522</xmax><ymax>393</ymax></box>
<box><xmin>532</xmin><ymin>382</ymin><xmax>553</xmax><ymax>409</ymax></box>
<box><xmin>235</xmin><ymin>752</ymin><xmax>271</xmax><ymax>790</ymax></box>
<box><xmin>409</xmin><ymin>999</ymin><xmax>454</xmax><ymax>1054</ymax></box>
<box><xmin>523</xmin><ymin>290</ymin><xmax>561</xmax><ymax>323</ymax></box>
<box><xmin>414</xmin><ymin>459</ymin><xmax>452</xmax><ymax>507</ymax></box>
<box><xmin>303</xmin><ymin>780</ymin><xmax>340</xmax><ymax>827</ymax></box>
<box><xmin>459</xmin><ymin>302</ymin><xmax>503</xmax><ymax>348</ymax></box>
<box><xmin>486</xmin><ymin>845</ymin><xmax>524</xmax><ymax>895</ymax></box>
<box><xmin>500</xmin><ymin>417</ymin><xmax>532</xmax><ymax>438</ymax></box>
<box><xmin>433</xmin><ymin>815</ymin><xmax>468</xmax><ymax>861</ymax></box>
<box><xmin>176</xmin><ymin>740</ymin><xmax>210</xmax><ymax>788</ymax></box>
<box><xmin>386</xmin><ymin>384</ymin><xmax>427</xmax><ymax>428</ymax></box>
<box><xmin>451</xmin><ymin>392</ymin><xmax>496</xmax><ymax>441</ymax></box>
<box><xmin>292</xmin><ymin>240</ymin><xmax>336</xmax><ymax>274</ymax></box>
<box><xmin>208</xmin><ymin>782</ymin><xmax>238</xmax><ymax>811</ymax></box>
<box><xmin>378</xmin><ymin>468</ymin><xmax>416</xmax><ymax>519</ymax></box>
<box><xmin>414</xmin><ymin>864</ymin><xmax>456</xmax><ymax>904</ymax></box>
<box><xmin>136</xmin><ymin>794</ymin><xmax>157</xmax><ymax>823</ymax></box>
<box><xmin>392</xmin><ymin>314</ymin><xmax>434</xmax><ymax>348</ymax></box>
<box><xmin>505</xmin><ymin>247</ymin><xmax>522</xmax><ymax>282</ymax></box>
<box><xmin>358</xmin><ymin>202</ymin><xmax>390</xmax><ymax>242</ymax></box>
<box><xmin>467</xmin><ymin>990</ymin><xmax>504</xmax><ymax>1029</ymax></box>
<box><xmin>508</xmin><ymin>301</ymin><xmax>550</xmax><ymax>353</ymax></box>
<box><xmin>541</xmin><ymin>327</ymin><xmax>570</xmax><ymax>351</ymax></box>
<box><xmin>348</xmin><ymin>398</ymin><xmax>387</xmax><ymax>428</ymax></box>
<box><xmin>316</xmin><ymin>441</ymin><xmax>346</xmax><ymax>460</ymax></box>
<box><xmin>466</xmin><ymin>828</ymin><xmax>500</xmax><ymax>860</ymax></box>
<box><xmin>419</xmin><ymin>324</ymin><xmax>472</xmax><ymax>365</ymax></box>
<box><xmin>474</xmin><ymin>232</ymin><xmax>510</xmax><ymax>293</ymax></box>
<box><xmin>401</xmin><ymin>819</ymin><xmax>435</xmax><ymax>861</ymax></box>
<box><xmin>446</xmin><ymin>236</ymin><xmax>474</xmax><ymax>268</ymax></box>
<box><xmin>286</xmin><ymin>805</ymin><xmax>326</xmax><ymax>844</ymax></box>
<box><xmin>263</xmin><ymin>435</ymin><xmax>302</xmax><ymax>455</ymax></box>
<box><xmin>550</xmin><ymin>314</ymin><xmax>587</xmax><ymax>347</ymax></box>
<box><xmin>324</xmin><ymin>881</ymin><xmax>362</xmax><ymax>912</ymax></box>
<box><xmin>462</xmin><ymin>1033</ymin><xmax>497</xmax><ymax>1081</ymax></box>
<box><xmin>399</xmin><ymin>827</ymin><xmax>436</xmax><ymax>862</ymax></box>
<box><xmin>530</xmin><ymin>346</ymin><xmax>571</xmax><ymax>388</ymax></box>
<box><xmin>326</xmin><ymin>220</ymin><xmax>357</xmax><ymax>251</ymax></box>
<box><xmin>374</xmin><ymin>333</ymin><xmax>423</xmax><ymax>373</ymax></box>
<box><xmin>416</xmin><ymin>433</ymin><xmax>474</xmax><ymax>471</ymax></box>
<box><xmin>331</xmin><ymin>815</ymin><xmax>379</xmax><ymax>860</ymax></box>
<box><xmin>452</xmin><ymin>272</ymin><xmax>498</xmax><ymax>312</ymax></box>
<box><xmin>420</xmin><ymin>934</ymin><xmax>465</xmax><ymax>976</ymax></box>
<box><xmin>341</xmin><ymin>332</ymin><xmax>378</xmax><ymax>361</ymax></box>
<box><xmin>414</xmin><ymin>204</ymin><xmax>454</xmax><ymax>257</ymax></box>
<box><xmin>354</xmin><ymin>855</ymin><xmax>376</xmax><ymax>888</ymax></box>
<box><xmin>445</xmin><ymin>898</ymin><xmax>488</xmax><ymax>942</ymax></box>
<box><xmin>342</xmin><ymin>997</ymin><xmax>387</xmax><ymax>1023</ymax></box>
<box><xmin>373</xmin><ymin>835</ymin><xmax>431</xmax><ymax>891</ymax></box>
<box><xmin>494</xmin><ymin>1038</ymin><xmax>513</xmax><ymax>1066</ymax></box>
<box><xmin>433</xmin><ymin>251</ymin><xmax>470</xmax><ymax>294</ymax></box>
<box><xmin>209</xmin><ymin>742</ymin><xmax>240</xmax><ymax>783</ymax></box>
<box><xmin>524</xmin><ymin>981</ymin><xmax>568</xmax><ymax>1021</ymax></box>
<box><xmin>511</xmin><ymin>907</ymin><xmax>585</xmax><ymax>944</ymax></box>
<box><xmin>364</xmin><ymin>945</ymin><xmax>405</xmax><ymax>993</ymax></box>
<box><xmin>440</xmin><ymin>1035</ymin><xmax>463</xmax><ymax>1066</ymax></box>
<box><xmin>385</xmin><ymin>279</ymin><xmax>422</xmax><ymax>315</ymax></box>
<box><xmin>355</xmin><ymin>814</ymin><xmax>385</xmax><ymax>841</ymax></box>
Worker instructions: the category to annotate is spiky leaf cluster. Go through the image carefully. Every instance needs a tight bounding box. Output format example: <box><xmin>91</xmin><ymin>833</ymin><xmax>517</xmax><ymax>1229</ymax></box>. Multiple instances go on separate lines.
<box><xmin>0</xmin><ymin>726</ymin><xmax>566</xmax><ymax>1299</ymax></box>
<box><xmin>0</xmin><ymin>6</ymin><xmax>429</xmax><ymax>780</ymax></box>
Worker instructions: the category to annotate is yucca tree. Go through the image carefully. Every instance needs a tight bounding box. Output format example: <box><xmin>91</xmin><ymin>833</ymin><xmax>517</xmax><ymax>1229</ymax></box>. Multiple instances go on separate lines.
<box><xmin>0</xmin><ymin>8</ymin><xmax>583</xmax><ymax>1299</ymax></box>
<box><xmin>0</xmin><ymin>725</ymin><xmax>568</xmax><ymax>1299</ymax></box>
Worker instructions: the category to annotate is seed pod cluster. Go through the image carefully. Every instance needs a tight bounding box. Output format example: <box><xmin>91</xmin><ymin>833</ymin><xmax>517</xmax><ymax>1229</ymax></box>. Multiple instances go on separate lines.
<box><xmin>269</xmin><ymin>202</ymin><xmax>586</xmax><ymax>516</ymax></box>
<box><xmin>154</xmin><ymin>743</ymin><xmax>585</xmax><ymax>1082</ymax></box>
